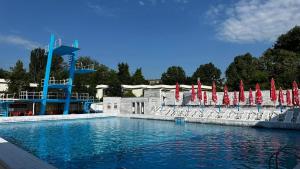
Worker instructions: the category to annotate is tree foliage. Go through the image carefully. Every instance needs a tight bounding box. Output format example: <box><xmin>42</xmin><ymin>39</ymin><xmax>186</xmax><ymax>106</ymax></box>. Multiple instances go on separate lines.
<box><xmin>117</xmin><ymin>63</ymin><xmax>131</xmax><ymax>85</ymax></box>
<box><xmin>274</xmin><ymin>26</ymin><xmax>300</xmax><ymax>54</ymax></box>
<box><xmin>192</xmin><ymin>63</ymin><xmax>222</xmax><ymax>87</ymax></box>
<box><xmin>161</xmin><ymin>66</ymin><xmax>186</xmax><ymax>85</ymax></box>
<box><xmin>225</xmin><ymin>53</ymin><xmax>268</xmax><ymax>90</ymax></box>
<box><xmin>0</xmin><ymin>68</ymin><xmax>9</xmax><ymax>79</ymax></box>
<box><xmin>132</xmin><ymin>68</ymin><xmax>147</xmax><ymax>85</ymax></box>
<box><xmin>8</xmin><ymin>60</ymin><xmax>29</xmax><ymax>95</ymax></box>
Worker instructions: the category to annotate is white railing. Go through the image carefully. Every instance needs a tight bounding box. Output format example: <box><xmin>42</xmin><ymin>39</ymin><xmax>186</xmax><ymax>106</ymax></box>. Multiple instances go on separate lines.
<box><xmin>19</xmin><ymin>91</ymin><xmax>94</xmax><ymax>102</ymax></box>
<box><xmin>0</xmin><ymin>93</ymin><xmax>16</xmax><ymax>101</ymax></box>
<box><xmin>41</xmin><ymin>77</ymin><xmax>69</xmax><ymax>86</ymax></box>
<box><xmin>75</xmin><ymin>62</ymin><xmax>95</xmax><ymax>70</ymax></box>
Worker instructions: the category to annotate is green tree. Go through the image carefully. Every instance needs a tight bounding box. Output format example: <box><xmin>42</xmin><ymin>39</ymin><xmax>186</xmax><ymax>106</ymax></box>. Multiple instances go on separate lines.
<box><xmin>0</xmin><ymin>68</ymin><xmax>9</xmax><ymax>79</ymax></box>
<box><xmin>161</xmin><ymin>66</ymin><xmax>186</xmax><ymax>85</ymax></box>
<box><xmin>106</xmin><ymin>70</ymin><xmax>122</xmax><ymax>96</ymax></box>
<box><xmin>274</xmin><ymin>26</ymin><xmax>300</xmax><ymax>54</ymax></box>
<box><xmin>117</xmin><ymin>63</ymin><xmax>131</xmax><ymax>84</ymax></box>
<box><xmin>8</xmin><ymin>60</ymin><xmax>29</xmax><ymax>95</ymax></box>
<box><xmin>192</xmin><ymin>63</ymin><xmax>222</xmax><ymax>87</ymax></box>
<box><xmin>132</xmin><ymin>68</ymin><xmax>147</xmax><ymax>85</ymax></box>
<box><xmin>225</xmin><ymin>53</ymin><xmax>268</xmax><ymax>90</ymax></box>
<box><xmin>29</xmin><ymin>48</ymin><xmax>67</xmax><ymax>84</ymax></box>
<box><xmin>259</xmin><ymin>49</ymin><xmax>300</xmax><ymax>89</ymax></box>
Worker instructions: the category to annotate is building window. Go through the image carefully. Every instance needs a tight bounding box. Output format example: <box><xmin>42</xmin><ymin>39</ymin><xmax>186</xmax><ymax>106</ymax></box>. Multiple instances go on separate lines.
<box><xmin>114</xmin><ymin>103</ymin><xmax>118</xmax><ymax>109</ymax></box>
<box><xmin>132</xmin><ymin>102</ymin><xmax>135</xmax><ymax>114</ymax></box>
<box><xmin>137</xmin><ymin>102</ymin><xmax>140</xmax><ymax>114</ymax></box>
<box><xmin>107</xmin><ymin>103</ymin><xmax>111</xmax><ymax>109</ymax></box>
<box><xmin>141</xmin><ymin>102</ymin><xmax>144</xmax><ymax>114</ymax></box>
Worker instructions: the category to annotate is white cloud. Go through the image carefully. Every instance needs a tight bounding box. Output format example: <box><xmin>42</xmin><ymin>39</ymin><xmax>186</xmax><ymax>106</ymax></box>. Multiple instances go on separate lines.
<box><xmin>139</xmin><ymin>1</ymin><xmax>145</xmax><ymax>6</ymax></box>
<box><xmin>207</xmin><ymin>0</ymin><xmax>300</xmax><ymax>43</ymax></box>
<box><xmin>0</xmin><ymin>34</ymin><xmax>41</xmax><ymax>50</ymax></box>
<box><xmin>87</xmin><ymin>2</ymin><xmax>116</xmax><ymax>17</ymax></box>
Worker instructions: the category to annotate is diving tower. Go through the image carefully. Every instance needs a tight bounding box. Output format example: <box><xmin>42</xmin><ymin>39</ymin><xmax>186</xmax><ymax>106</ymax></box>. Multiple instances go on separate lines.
<box><xmin>40</xmin><ymin>34</ymin><xmax>95</xmax><ymax>115</ymax></box>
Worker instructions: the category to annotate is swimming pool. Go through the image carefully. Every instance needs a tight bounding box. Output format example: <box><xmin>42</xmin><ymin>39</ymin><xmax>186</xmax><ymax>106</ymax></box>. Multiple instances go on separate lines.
<box><xmin>0</xmin><ymin>117</ymin><xmax>299</xmax><ymax>169</ymax></box>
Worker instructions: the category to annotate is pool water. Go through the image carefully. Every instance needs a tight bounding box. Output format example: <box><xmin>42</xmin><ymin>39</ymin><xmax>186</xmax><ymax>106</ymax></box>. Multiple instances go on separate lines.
<box><xmin>0</xmin><ymin>117</ymin><xmax>299</xmax><ymax>169</ymax></box>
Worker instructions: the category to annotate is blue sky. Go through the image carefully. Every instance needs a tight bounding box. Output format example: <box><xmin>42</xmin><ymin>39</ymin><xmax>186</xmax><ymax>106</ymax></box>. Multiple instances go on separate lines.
<box><xmin>0</xmin><ymin>0</ymin><xmax>299</xmax><ymax>79</ymax></box>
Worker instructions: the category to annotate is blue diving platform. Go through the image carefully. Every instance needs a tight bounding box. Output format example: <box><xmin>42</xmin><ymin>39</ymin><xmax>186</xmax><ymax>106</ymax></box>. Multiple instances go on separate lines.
<box><xmin>39</xmin><ymin>34</ymin><xmax>96</xmax><ymax>115</ymax></box>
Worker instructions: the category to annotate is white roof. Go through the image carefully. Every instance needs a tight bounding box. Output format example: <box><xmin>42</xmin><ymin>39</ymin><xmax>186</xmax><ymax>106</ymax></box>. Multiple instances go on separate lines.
<box><xmin>121</xmin><ymin>84</ymin><xmax>212</xmax><ymax>90</ymax></box>
<box><xmin>0</xmin><ymin>79</ymin><xmax>7</xmax><ymax>83</ymax></box>
<box><xmin>96</xmin><ymin>85</ymin><xmax>109</xmax><ymax>89</ymax></box>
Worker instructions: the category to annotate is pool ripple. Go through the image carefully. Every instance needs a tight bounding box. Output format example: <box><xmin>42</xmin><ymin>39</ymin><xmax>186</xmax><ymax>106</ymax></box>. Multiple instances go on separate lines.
<box><xmin>0</xmin><ymin>118</ymin><xmax>299</xmax><ymax>169</ymax></box>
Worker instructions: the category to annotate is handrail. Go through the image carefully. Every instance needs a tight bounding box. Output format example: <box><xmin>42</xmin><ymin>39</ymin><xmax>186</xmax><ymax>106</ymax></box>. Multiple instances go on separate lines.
<box><xmin>75</xmin><ymin>62</ymin><xmax>95</xmax><ymax>70</ymax></box>
<box><xmin>18</xmin><ymin>91</ymin><xmax>93</xmax><ymax>101</ymax></box>
<box><xmin>41</xmin><ymin>77</ymin><xmax>69</xmax><ymax>86</ymax></box>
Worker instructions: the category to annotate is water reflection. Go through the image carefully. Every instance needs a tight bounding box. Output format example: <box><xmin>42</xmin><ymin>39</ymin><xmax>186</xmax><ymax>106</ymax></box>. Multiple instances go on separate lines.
<box><xmin>0</xmin><ymin>118</ymin><xmax>299</xmax><ymax>169</ymax></box>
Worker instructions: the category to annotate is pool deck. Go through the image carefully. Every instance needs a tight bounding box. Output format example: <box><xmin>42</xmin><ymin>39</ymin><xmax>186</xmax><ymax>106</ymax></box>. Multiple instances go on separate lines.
<box><xmin>0</xmin><ymin>137</ymin><xmax>57</xmax><ymax>169</ymax></box>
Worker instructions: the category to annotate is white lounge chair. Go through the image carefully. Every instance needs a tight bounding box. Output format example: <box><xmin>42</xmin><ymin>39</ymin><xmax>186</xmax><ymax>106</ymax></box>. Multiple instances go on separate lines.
<box><xmin>261</xmin><ymin>110</ymin><xmax>271</xmax><ymax>121</ymax></box>
<box><xmin>241</xmin><ymin>110</ymin><xmax>250</xmax><ymax>120</ymax></box>
<box><xmin>284</xmin><ymin>110</ymin><xmax>294</xmax><ymax>123</ymax></box>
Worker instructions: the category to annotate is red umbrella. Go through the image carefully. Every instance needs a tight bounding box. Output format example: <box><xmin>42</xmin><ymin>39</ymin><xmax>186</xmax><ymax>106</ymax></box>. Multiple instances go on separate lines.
<box><xmin>203</xmin><ymin>91</ymin><xmax>207</xmax><ymax>105</ymax></box>
<box><xmin>239</xmin><ymin>80</ymin><xmax>245</xmax><ymax>102</ymax></box>
<box><xmin>255</xmin><ymin>83</ymin><xmax>263</xmax><ymax>104</ymax></box>
<box><xmin>175</xmin><ymin>82</ymin><xmax>180</xmax><ymax>101</ymax></box>
<box><xmin>223</xmin><ymin>85</ymin><xmax>230</xmax><ymax>106</ymax></box>
<box><xmin>270</xmin><ymin>78</ymin><xmax>277</xmax><ymax>103</ymax></box>
<box><xmin>212</xmin><ymin>81</ymin><xmax>217</xmax><ymax>104</ymax></box>
<box><xmin>249</xmin><ymin>88</ymin><xmax>254</xmax><ymax>105</ymax></box>
<box><xmin>286</xmin><ymin>89</ymin><xmax>292</xmax><ymax>106</ymax></box>
<box><xmin>233</xmin><ymin>91</ymin><xmax>238</xmax><ymax>106</ymax></box>
<box><xmin>292</xmin><ymin>81</ymin><xmax>299</xmax><ymax>106</ymax></box>
<box><xmin>197</xmin><ymin>78</ymin><xmax>202</xmax><ymax>102</ymax></box>
<box><xmin>191</xmin><ymin>84</ymin><xmax>196</xmax><ymax>102</ymax></box>
<box><xmin>278</xmin><ymin>87</ymin><xmax>284</xmax><ymax>105</ymax></box>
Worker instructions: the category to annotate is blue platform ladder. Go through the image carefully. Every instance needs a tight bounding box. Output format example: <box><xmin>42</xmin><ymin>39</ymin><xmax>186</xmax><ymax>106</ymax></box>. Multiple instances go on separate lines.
<box><xmin>40</xmin><ymin>34</ymin><xmax>95</xmax><ymax>115</ymax></box>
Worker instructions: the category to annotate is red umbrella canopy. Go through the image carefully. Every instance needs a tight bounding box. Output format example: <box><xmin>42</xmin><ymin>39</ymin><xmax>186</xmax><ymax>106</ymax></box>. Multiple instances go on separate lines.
<box><xmin>203</xmin><ymin>91</ymin><xmax>207</xmax><ymax>105</ymax></box>
<box><xmin>223</xmin><ymin>85</ymin><xmax>230</xmax><ymax>106</ymax></box>
<box><xmin>233</xmin><ymin>91</ymin><xmax>238</xmax><ymax>105</ymax></box>
<box><xmin>197</xmin><ymin>79</ymin><xmax>202</xmax><ymax>101</ymax></box>
<box><xmin>278</xmin><ymin>87</ymin><xmax>284</xmax><ymax>104</ymax></box>
<box><xmin>270</xmin><ymin>78</ymin><xmax>277</xmax><ymax>102</ymax></box>
<box><xmin>175</xmin><ymin>82</ymin><xmax>180</xmax><ymax>101</ymax></box>
<box><xmin>239</xmin><ymin>80</ymin><xmax>245</xmax><ymax>102</ymax></box>
<box><xmin>191</xmin><ymin>84</ymin><xmax>196</xmax><ymax>102</ymax></box>
<box><xmin>249</xmin><ymin>88</ymin><xmax>254</xmax><ymax>105</ymax></box>
<box><xmin>212</xmin><ymin>81</ymin><xmax>218</xmax><ymax>103</ymax></box>
<box><xmin>292</xmin><ymin>81</ymin><xmax>299</xmax><ymax>106</ymax></box>
<box><xmin>286</xmin><ymin>89</ymin><xmax>292</xmax><ymax>106</ymax></box>
<box><xmin>255</xmin><ymin>83</ymin><xmax>263</xmax><ymax>104</ymax></box>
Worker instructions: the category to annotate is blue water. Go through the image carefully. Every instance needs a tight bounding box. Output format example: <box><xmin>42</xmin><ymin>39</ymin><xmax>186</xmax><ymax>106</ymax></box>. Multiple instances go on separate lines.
<box><xmin>0</xmin><ymin>117</ymin><xmax>299</xmax><ymax>169</ymax></box>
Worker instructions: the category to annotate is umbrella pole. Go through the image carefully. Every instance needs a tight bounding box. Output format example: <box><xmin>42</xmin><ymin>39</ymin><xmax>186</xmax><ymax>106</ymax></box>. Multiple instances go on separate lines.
<box><xmin>238</xmin><ymin>102</ymin><xmax>240</xmax><ymax>111</ymax></box>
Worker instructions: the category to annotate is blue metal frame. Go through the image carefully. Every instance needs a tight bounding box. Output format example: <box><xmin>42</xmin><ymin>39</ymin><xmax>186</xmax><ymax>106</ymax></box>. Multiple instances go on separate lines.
<box><xmin>38</xmin><ymin>35</ymin><xmax>94</xmax><ymax>116</ymax></box>
<box><xmin>40</xmin><ymin>35</ymin><xmax>55</xmax><ymax>115</ymax></box>
<box><xmin>63</xmin><ymin>40</ymin><xmax>78</xmax><ymax>115</ymax></box>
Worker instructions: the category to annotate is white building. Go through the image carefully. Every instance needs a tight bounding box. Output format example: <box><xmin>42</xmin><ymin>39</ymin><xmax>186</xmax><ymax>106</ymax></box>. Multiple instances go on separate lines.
<box><xmin>0</xmin><ymin>79</ymin><xmax>8</xmax><ymax>93</ymax></box>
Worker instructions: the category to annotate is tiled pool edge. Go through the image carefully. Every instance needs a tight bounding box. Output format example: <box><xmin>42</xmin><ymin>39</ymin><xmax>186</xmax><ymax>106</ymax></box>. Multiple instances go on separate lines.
<box><xmin>0</xmin><ymin>137</ymin><xmax>57</xmax><ymax>169</ymax></box>
<box><xmin>0</xmin><ymin>113</ymin><xmax>118</xmax><ymax>123</ymax></box>
<box><xmin>121</xmin><ymin>114</ymin><xmax>300</xmax><ymax>130</ymax></box>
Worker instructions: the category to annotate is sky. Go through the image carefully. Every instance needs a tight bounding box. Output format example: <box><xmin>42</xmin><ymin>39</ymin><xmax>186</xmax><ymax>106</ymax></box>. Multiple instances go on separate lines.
<box><xmin>0</xmin><ymin>0</ymin><xmax>300</xmax><ymax>79</ymax></box>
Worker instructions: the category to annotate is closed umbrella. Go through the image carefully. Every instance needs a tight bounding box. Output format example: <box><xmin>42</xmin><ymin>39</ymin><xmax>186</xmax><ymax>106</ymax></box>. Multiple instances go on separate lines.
<box><xmin>239</xmin><ymin>80</ymin><xmax>245</xmax><ymax>102</ymax></box>
<box><xmin>278</xmin><ymin>87</ymin><xmax>284</xmax><ymax>112</ymax></box>
<box><xmin>223</xmin><ymin>85</ymin><xmax>230</xmax><ymax>106</ymax></box>
<box><xmin>249</xmin><ymin>88</ymin><xmax>254</xmax><ymax>105</ymax></box>
<box><xmin>292</xmin><ymin>81</ymin><xmax>299</xmax><ymax>106</ymax></box>
<box><xmin>233</xmin><ymin>91</ymin><xmax>238</xmax><ymax>106</ymax></box>
<box><xmin>286</xmin><ymin>89</ymin><xmax>292</xmax><ymax>106</ymax></box>
<box><xmin>175</xmin><ymin>82</ymin><xmax>180</xmax><ymax>102</ymax></box>
<box><xmin>255</xmin><ymin>83</ymin><xmax>263</xmax><ymax>112</ymax></box>
<box><xmin>203</xmin><ymin>91</ymin><xmax>207</xmax><ymax>105</ymax></box>
<box><xmin>212</xmin><ymin>81</ymin><xmax>218</xmax><ymax>104</ymax></box>
<box><xmin>270</xmin><ymin>78</ymin><xmax>277</xmax><ymax>106</ymax></box>
<box><xmin>197</xmin><ymin>78</ymin><xmax>202</xmax><ymax>103</ymax></box>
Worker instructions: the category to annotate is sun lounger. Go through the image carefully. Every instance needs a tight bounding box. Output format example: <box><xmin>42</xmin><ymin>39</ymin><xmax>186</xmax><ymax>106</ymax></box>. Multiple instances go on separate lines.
<box><xmin>284</xmin><ymin>110</ymin><xmax>294</xmax><ymax>123</ymax></box>
<box><xmin>261</xmin><ymin>110</ymin><xmax>271</xmax><ymax>121</ymax></box>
